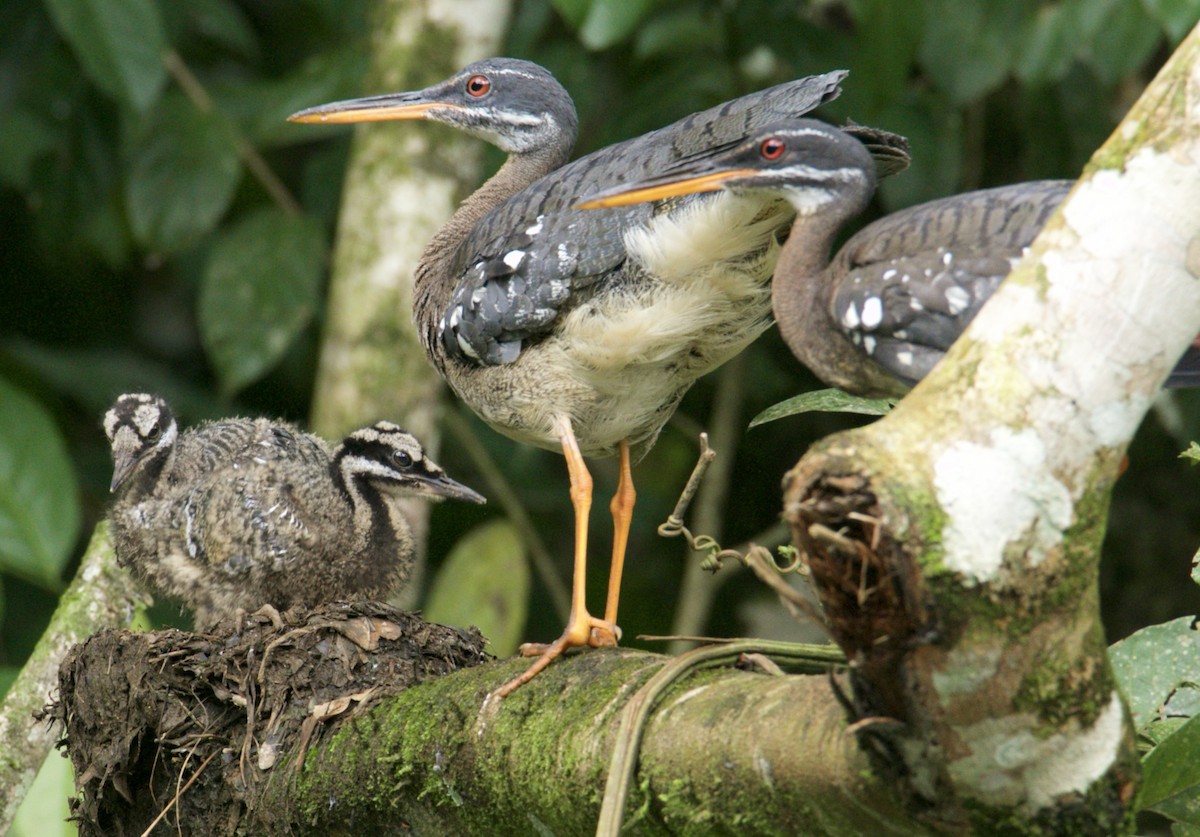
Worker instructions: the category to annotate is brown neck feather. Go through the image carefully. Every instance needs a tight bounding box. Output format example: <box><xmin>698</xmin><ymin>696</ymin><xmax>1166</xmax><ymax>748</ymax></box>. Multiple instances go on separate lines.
<box><xmin>772</xmin><ymin>212</ymin><xmax>905</xmax><ymax>397</ymax></box>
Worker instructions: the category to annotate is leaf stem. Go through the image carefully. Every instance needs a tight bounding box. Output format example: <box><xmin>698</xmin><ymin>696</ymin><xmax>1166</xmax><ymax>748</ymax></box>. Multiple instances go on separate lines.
<box><xmin>162</xmin><ymin>50</ymin><xmax>303</xmax><ymax>217</ymax></box>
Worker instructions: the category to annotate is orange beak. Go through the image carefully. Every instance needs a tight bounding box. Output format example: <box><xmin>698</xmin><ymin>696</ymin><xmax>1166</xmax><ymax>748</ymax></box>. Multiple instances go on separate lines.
<box><xmin>575</xmin><ymin>168</ymin><xmax>759</xmax><ymax>209</ymax></box>
<box><xmin>288</xmin><ymin>96</ymin><xmax>458</xmax><ymax>124</ymax></box>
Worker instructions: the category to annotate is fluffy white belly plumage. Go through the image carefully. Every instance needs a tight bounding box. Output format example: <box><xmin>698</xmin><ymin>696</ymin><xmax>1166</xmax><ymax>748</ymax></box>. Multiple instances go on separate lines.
<box><xmin>455</xmin><ymin>192</ymin><xmax>791</xmax><ymax>459</ymax></box>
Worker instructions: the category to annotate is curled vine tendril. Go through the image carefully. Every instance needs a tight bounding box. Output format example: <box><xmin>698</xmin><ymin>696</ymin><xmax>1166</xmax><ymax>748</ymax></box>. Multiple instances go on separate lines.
<box><xmin>657</xmin><ymin>433</ymin><xmax>807</xmax><ymax>575</ymax></box>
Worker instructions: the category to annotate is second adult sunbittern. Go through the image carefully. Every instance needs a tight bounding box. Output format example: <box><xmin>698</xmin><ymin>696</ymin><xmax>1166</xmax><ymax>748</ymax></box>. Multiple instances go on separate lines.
<box><xmin>290</xmin><ymin>59</ymin><xmax>908</xmax><ymax>695</ymax></box>
<box><xmin>580</xmin><ymin>120</ymin><xmax>1200</xmax><ymax>394</ymax></box>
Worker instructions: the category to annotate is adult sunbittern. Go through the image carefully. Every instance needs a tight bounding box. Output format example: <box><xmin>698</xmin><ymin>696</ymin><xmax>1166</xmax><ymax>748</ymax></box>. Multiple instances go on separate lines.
<box><xmin>290</xmin><ymin>60</ymin><xmax>909</xmax><ymax>694</ymax></box>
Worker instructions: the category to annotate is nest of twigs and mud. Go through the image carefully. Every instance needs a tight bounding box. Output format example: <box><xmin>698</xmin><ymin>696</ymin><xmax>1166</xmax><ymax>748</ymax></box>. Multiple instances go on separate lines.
<box><xmin>45</xmin><ymin>602</ymin><xmax>488</xmax><ymax>837</ymax></box>
<box><xmin>788</xmin><ymin>473</ymin><xmax>929</xmax><ymax>722</ymax></box>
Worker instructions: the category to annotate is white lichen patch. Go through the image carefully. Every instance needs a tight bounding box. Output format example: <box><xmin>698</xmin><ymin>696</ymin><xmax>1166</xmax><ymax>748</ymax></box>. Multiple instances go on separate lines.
<box><xmin>931</xmin><ymin>645</ymin><xmax>1002</xmax><ymax>699</ymax></box>
<box><xmin>1087</xmin><ymin>394</ymin><xmax>1152</xmax><ymax>448</ymax></box>
<box><xmin>949</xmin><ymin>691</ymin><xmax>1125</xmax><ymax>812</ymax></box>
<box><xmin>1042</xmin><ymin>149</ymin><xmax>1200</xmax><ymax>405</ymax></box>
<box><xmin>1187</xmin><ymin>235</ymin><xmax>1200</xmax><ymax>278</ymax></box>
<box><xmin>753</xmin><ymin>749</ymin><xmax>776</xmax><ymax>790</ymax></box>
<box><xmin>963</xmin><ymin>283</ymin><xmax>1041</xmax><ymax>347</ymax></box>
<box><xmin>954</xmin><ymin>144</ymin><xmax>1200</xmax><ymax>456</ymax></box>
<box><xmin>934</xmin><ymin>428</ymin><xmax>1073</xmax><ymax>585</ymax></box>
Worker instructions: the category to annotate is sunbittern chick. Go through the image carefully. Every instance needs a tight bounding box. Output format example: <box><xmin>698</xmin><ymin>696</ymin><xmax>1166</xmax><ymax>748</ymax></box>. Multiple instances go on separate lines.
<box><xmin>105</xmin><ymin>392</ymin><xmax>331</xmax><ymax>499</ymax></box>
<box><xmin>105</xmin><ymin>396</ymin><xmax>484</xmax><ymax>630</ymax></box>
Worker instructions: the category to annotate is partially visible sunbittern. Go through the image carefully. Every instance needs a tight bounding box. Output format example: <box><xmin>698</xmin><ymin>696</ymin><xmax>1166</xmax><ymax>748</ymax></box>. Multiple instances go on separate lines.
<box><xmin>581</xmin><ymin>120</ymin><xmax>1200</xmax><ymax>394</ymax></box>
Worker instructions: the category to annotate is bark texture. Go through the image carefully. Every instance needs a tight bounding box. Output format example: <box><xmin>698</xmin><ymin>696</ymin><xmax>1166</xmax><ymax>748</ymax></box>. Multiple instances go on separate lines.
<box><xmin>0</xmin><ymin>524</ymin><xmax>148</xmax><ymax>833</ymax></box>
<box><xmin>308</xmin><ymin>0</ymin><xmax>513</xmax><ymax>602</ymax></box>
<box><xmin>782</xmin><ymin>22</ymin><xmax>1200</xmax><ymax>835</ymax></box>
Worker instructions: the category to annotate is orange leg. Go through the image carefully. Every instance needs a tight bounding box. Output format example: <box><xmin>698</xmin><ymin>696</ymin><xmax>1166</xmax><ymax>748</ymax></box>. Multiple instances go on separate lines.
<box><xmin>495</xmin><ymin>419</ymin><xmax>619</xmax><ymax>698</ymax></box>
<box><xmin>602</xmin><ymin>439</ymin><xmax>635</xmax><ymax>630</ymax></box>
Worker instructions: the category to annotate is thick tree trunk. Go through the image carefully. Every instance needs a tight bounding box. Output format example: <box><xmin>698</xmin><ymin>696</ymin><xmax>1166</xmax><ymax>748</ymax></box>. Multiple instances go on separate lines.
<box><xmin>308</xmin><ymin>0</ymin><xmax>512</xmax><ymax>602</ymax></box>
<box><xmin>782</xmin><ymin>23</ymin><xmax>1200</xmax><ymax>835</ymax></box>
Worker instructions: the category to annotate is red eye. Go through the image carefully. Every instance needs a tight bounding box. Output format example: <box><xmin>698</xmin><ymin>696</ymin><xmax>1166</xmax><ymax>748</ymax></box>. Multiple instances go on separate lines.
<box><xmin>760</xmin><ymin>137</ymin><xmax>786</xmax><ymax>160</ymax></box>
<box><xmin>466</xmin><ymin>74</ymin><xmax>491</xmax><ymax>97</ymax></box>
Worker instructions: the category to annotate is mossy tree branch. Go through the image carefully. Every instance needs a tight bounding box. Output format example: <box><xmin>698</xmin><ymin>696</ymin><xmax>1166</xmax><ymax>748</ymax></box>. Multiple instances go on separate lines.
<box><xmin>782</xmin><ymin>21</ymin><xmax>1200</xmax><ymax>834</ymax></box>
<box><xmin>257</xmin><ymin>649</ymin><xmax>918</xmax><ymax>836</ymax></box>
<box><xmin>0</xmin><ymin>524</ymin><xmax>147</xmax><ymax>832</ymax></box>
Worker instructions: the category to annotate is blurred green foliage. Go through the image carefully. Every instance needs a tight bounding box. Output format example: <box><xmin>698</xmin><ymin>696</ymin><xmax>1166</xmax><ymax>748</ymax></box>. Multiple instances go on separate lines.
<box><xmin>2</xmin><ymin>3</ymin><xmax>1200</xmax><ymax>817</ymax></box>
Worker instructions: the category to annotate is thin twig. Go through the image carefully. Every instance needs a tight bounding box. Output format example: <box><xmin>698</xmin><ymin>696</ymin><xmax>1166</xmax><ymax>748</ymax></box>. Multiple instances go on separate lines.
<box><xmin>657</xmin><ymin>432</ymin><xmax>826</xmax><ymax>633</ymax></box>
<box><xmin>668</xmin><ymin>356</ymin><xmax>745</xmax><ymax>651</ymax></box>
<box><xmin>659</xmin><ymin>432</ymin><xmax>716</xmax><ymax>536</ymax></box>
<box><xmin>444</xmin><ymin>407</ymin><xmax>571</xmax><ymax>621</ymax></box>
<box><xmin>741</xmin><ymin>547</ymin><xmax>830</xmax><ymax>636</ymax></box>
<box><xmin>162</xmin><ymin>50</ymin><xmax>303</xmax><ymax>217</ymax></box>
<box><xmin>635</xmin><ymin>633</ymin><xmax>738</xmax><ymax>644</ymax></box>
<box><xmin>140</xmin><ymin>748</ymin><xmax>220</xmax><ymax>837</ymax></box>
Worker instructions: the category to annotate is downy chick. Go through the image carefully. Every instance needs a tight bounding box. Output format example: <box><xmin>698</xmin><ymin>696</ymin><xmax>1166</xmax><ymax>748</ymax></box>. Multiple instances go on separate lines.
<box><xmin>105</xmin><ymin>396</ymin><xmax>484</xmax><ymax>629</ymax></box>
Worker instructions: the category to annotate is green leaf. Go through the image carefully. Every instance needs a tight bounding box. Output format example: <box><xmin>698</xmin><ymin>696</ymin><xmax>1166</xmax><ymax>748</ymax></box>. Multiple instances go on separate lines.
<box><xmin>917</xmin><ymin>0</ymin><xmax>1024</xmax><ymax>104</ymax></box>
<box><xmin>1</xmin><ymin>338</ymin><xmax>222</xmax><ymax>422</ymax></box>
<box><xmin>1181</xmin><ymin>441</ymin><xmax>1200</xmax><ymax>465</ymax></box>
<box><xmin>424</xmin><ymin>520</ymin><xmax>529</xmax><ymax>657</ymax></box>
<box><xmin>125</xmin><ymin>93</ymin><xmax>242</xmax><ymax>252</ymax></box>
<box><xmin>0</xmin><ymin>665</ymin><xmax>15</xmax><ymax>702</ymax></box>
<box><xmin>26</xmin><ymin>102</ymin><xmax>132</xmax><ymax>266</ymax></box>
<box><xmin>180</xmin><ymin>0</ymin><xmax>259</xmax><ymax>59</ymax></box>
<box><xmin>10</xmin><ymin>746</ymin><xmax>75</xmax><ymax>837</ymax></box>
<box><xmin>749</xmin><ymin>389</ymin><xmax>896</xmax><ymax>428</ymax></box>
<box><xmin>1143</xmin><ymin>713</ymin><xmax>1200</xmax><ymax>823</ymax></box>
<box><xmin>850</xmin><ymin>0</ymin><xmax>923</xmax><ymax>110</ymax></box>
<box><xmin>634</xmin><ymin>8</ymin><xmax>721</xmax><ymax>60</ymax></box>
<box><xmin>1147</xmin><ymin>717</ymin><xmax>1193</xmax><ymax>747</ymax></box>
<box><xmin>1175</xmin><ymin>822</ymin><xmax>1200</xmax><ymax>837</ymax></box>
<box><xmin>198</xmin><ymin>209</ymin><xmax>326</xmax><ymax>395</ymax></box>
<box><xmin>217</xmin><ymin>47</ymin><xmax>370</xmax><ymax>148</ymax></box>
<box><xmin>872</xmin><ymin>92</ymin><xmax>963</xmax><ymax>211</ymax></box>
<box><xmin>1015</xmin><ymin>3</ymin><xmax>1077</xmax><ymax>85</ymax></box>
<box><xmin>578</xmin><ymin>0</ymin><xmax>654</xmax><ymax>50</ymax></box>
<box><xmin>1142</xmin><ymin>0</ymin><xmax>1200</xmax><ymax>41</ymax></box>
<box><xmin>0</xmin><ymin>377</ymin><xmax>79</xmax><ymax>589</ymax></box>
<box><xmin>41</xmin><ymin>0</ymin><xmax>167</xmax><ymax>111</ymax></box>
<box><xmin>1110</xmin><ymin>617</ymin><xmax>1200</xmax><ymax>732</ymax></box>
<box><xmin>1084</xmin><ymin>0</ymin><xmax>1163</xmax><ymax>86</ymax></box>
<box><xmin>0</xmin><ymin>108</ymin><xmax>58</xmax><ymax>190</ymax></box>
<box><xmin>549</xmin><ymin>0</ymin><xmax>590</xmax><ymax>29</ymax></box>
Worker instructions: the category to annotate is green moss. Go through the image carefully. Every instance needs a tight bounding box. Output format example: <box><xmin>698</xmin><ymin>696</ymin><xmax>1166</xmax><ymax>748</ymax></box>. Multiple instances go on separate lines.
<box><xmin>1014</xmin><ymin>653</ymin><xmax>1099</xmax><ymax>728</ymax></box>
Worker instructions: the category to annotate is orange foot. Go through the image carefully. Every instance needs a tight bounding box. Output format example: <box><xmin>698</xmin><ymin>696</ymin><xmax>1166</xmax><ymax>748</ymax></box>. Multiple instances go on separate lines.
<box><xmin>495</xmin><ymin>614</ymin><xmax>620</xmax><ymax>698</ymax></box>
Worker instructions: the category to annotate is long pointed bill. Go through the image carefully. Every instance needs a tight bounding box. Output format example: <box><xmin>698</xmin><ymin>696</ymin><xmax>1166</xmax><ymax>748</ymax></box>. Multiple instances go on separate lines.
<box><xmin>414</xmin><ymin>473</ymin><xmax>488</xmax><ymax>505</ymax></box>
<box><xmin>109</xmin><ymin>454</ymin><xmax>140</xmax><ymax>492</ymax></box>
<box><xmin>288</xmin><ymin>94</ymin><xmax>458</xmax><ymax>124</ymax></box>
<box><xmin>574</xmin><ymin>168</ymin><xmax>759</xmax><ymax>209</ymax></box>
